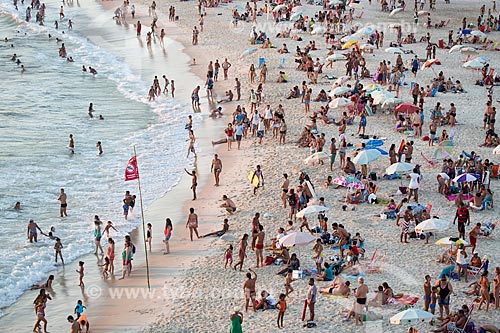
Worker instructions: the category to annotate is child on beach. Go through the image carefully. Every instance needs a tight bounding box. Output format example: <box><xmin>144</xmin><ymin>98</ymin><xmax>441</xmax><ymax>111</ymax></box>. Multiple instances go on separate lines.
<box><xmin>163</xmin><ymin>218</ymin><xmax>173</xmax><ymax>255</ymax></box>
<box><xmin>276</xmin><ymin>293</ymin><xmax>287</xmax><ymax>328</ymax></box>
<box><xmin>54</xmin><ymin>237</ymin><xmax>64</xmax><ymax>265</ymax></box>
<box><xmin>224</xmin><ymin>244</ymin><xmax>233</xmax><ymax>268</ymax></box>
<box><xmin>430</xmin><ymin>286</ymin><xmax>437</xmax><ymax>315</ymax></box>
<box><xmin>146</xmin><ymin>223</ymin><xmax>152</xmax><ymax>252</ymax></box>
<box><xmin>76</xmin><ymin>261</ymin><xmax>85</xmax><ymax>287</ymax></box>
<box><xmin>100</xmin><ymin>257</ymin><xmax>110</xmax><ymax>278</ymax></box>
<box><xmin>123</xmin><ymin>200</ymin><xmax>129</xmax><ymax>220</ymax></box>
<box><xmin>103</xmin><ymin>220</ymin><xmax>118</xmax><ymax>239</ymax></box>
<box><xmin>74</xmin><ymin>299</ymin><xmax>86</xmax><ymax>319</ymax></box>
<box><xmin>284</xmin><ymin>268</ymin><xmax>294</xmax><ymax>296</ymax></box>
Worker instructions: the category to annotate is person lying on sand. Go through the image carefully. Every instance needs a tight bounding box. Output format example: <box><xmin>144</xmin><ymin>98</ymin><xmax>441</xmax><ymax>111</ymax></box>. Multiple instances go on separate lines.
<box><xmin>201</xmin><ymin>219</ymin><xmax>229</xmax><ymax>238</ymax></box>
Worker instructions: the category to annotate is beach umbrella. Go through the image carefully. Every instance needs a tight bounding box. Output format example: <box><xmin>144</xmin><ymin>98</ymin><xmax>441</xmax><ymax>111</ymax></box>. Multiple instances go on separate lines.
<box><xmin>367</xmin><ymin>147</ymin><xmax>388</xmax><ymax>155</ymax></box>
<box><xmin>292</xmin><ymin>6</ymin><xmax>304</xmax><ymax>12</ymax></box>
<box><xmin>385</xmin><ymin>47</ymin><xmax>403</xmax><ymax>54</ymax></box>
<box><xmin>273</xmin><ymin>4</ymin><xmax>287</xmax><ymax>12</ymax></box>
<box><xmin>329</xmin><ymin>97</ymin><xmax>352</xmax><ymax>109</ymax></box>
<box><xmin>433</xmin><ymin>147</ymin><xmax>450</xmax><ymax>159</ymax></box>
<box><xmin>332</xmin><ymin>75</ymin><xmax>350</xmax><ymax>86</ymax></box>
<box><xmin>372</xmin><ymin>91</ymin><xmax>396</xmax><ymax>105</ymax></box>
<box><xmin>360</xmin><ymin>43</ymin><xmax>375</xmax><ymax>51</ymax></box>
<box><xmin>390</xmin><ymin>309</ymin><xmax>434</xmax><ymax>325</ymax></box>
<box><xmin>345</xmin><ymin>176</ymin><xmax>365</xmax><ymax>189</ymax></box>
<box><xmin>395</xmin><ymin>103</ymin><xmax>419</xmax><ymax>114</ymax></box>
<box><xmin>233</xmin><ymin>5</ymin><xmax>245</xmax><ymax>12</ymax></box>
<box><xmin>290</xmin><ymin>12</ymin><xmax>302</xmax><ymax>21</ymax></box>
<box><xmin>449</xmin><ymin>44</ymin><xmax>466</xmax><ymax>54</ymax></box>
<box><xmin>493</xmin><ymin>145</ymin><xmax>500</xmax><ymax>154</ymax></box>
<box><xmin>417</xmin><ymin>10</ymin><xmax>429</xmax><ymax>16</ymax></box>
<box><xmin>389</xmin><ymin>7</ymin><xmax>404</xmax><ymax>16</ymax></box>
<box><xmin>472</xmin><ymin>56</ymin><xmax>489</xmax><ymax>64</ymax></box>
<box><xmin>382</xmin><ymin>97</ymin><xmax>402</xmax><ymax>108</ymax></box>
<box><xmin>355</xmin><ymin>26</ymin><xmax>374</xmax><ymax>36</ymax></box>
<box><xmin>340</xmin><ymin>35</ymin><xmax>360</xmax><ymax>43</ymax></box>
<box><xmin>463</xmin><ymin>59</ymin><xmax>485</xmax><ymax>69</ymax></box>
<box><xmin>304</xmin><ymin>152</ymin><xmax>330</xmax><ymax>165</ymax></box>
<box><xmin>415</xmin><ymin>218</ymin><xmax>451</xmax><ymax>233</ymax></box>
<box><xmin>453</xmin><ymin>173</ymin><xmax>478</xmax><ymax>183</ymax></box>
<box><xmin>328</xmin><ymin>0</ymin><xmax>343</xmax><ymax>6</ymax></box>
<box><xmin>333</xmin><ymin>176</ymin><xmax>348</xmax><ymax>187</ymax></box>
<box><xmin>279</xmin><ymin>232</ymin><xmax>316</xmax><ymax>247</ymax></box>
<box><xmin>330</xmin><ymin>86</ymin><xmax>350</xmax><ymax>97</ymax></box>
<box><xmin>389</xmin><ymin>23</ymin><xmax>401</xmax><ymax>28</ymax></box>
<box><xmin>342</xmin><ymin>40</ymin><xmax>358</xmax><ymax>49</ymax></box>
<box><xmin>438</xmin><ymin>172</ymin><xmax>450</xmax><ymax>180</ymax></box>
<box><xmin>422</xmin><ymin>58</ymin><xmax>441</xmax><ymax>69</ymax></box>
<box><xmin>364</xmin><ymin>83</ymin><xmax>384</xmax><ymax>92</ymax></box>
<box><xmin>438</xmin><ymin>140</ymin><xmax>454</xmax><ymax>153</ymax></box>
<box><xmin>460</xmin><ymin>47</ymin><xmax>479</xmax><ymax>55</ymax></box>
<box><xmin>365</xmin><ymin>139</ymin><xmax>384</xmax><ymax>148</ymax></box>
<box><xmin>296</xmin><ymin>205</ymin><xmax>329</xmax><ymax>218</ymax></box>
<box><xmin>459</xmin><ymin>29</ymin><xmax>472</xmax><ymax>35</ymax></box>
<box><xmin>327</xmin><ymin>53</ymin><xmax>347</xmax><ymax>61</ymax></box>
<box><xmin>353</xmin><ymin>149</ymin><xmax>381</xmax><ymax>165</ymax></box>
<box><xmin>348</xmin><ymin>3</ymin><xmax>363</xmax><ymax>10</ymax></box>
<box><xmin>386</xmin><ymin>162</ymin><xmax>414</xmax><ymax>175</ymax></box>
<box><xmin>471</xmin><ymin>30</ymin><xmax>486</xmax><ymax>38</ymax></box>
<box><xmin>240</xmin><ymin>47</ymin><xmax>257</xmax><ymax>58</ymax></box>
<box><xmin>435</xmin><ymin>237</ymin><xmax>469</xmax><ymax>246</ymax></box>
<box><xmin>311</xmin><ymin>26</ymin><xmax>326</xmax><ymax>35</ymax></box>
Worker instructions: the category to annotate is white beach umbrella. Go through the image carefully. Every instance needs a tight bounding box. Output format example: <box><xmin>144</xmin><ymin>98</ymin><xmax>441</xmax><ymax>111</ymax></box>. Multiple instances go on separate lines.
<box><xmin>417</xmin><ymin>10</ymin><xmax>429</xmax><ymax>16</ymax></box>
<box><xmin>329</xmin><ymin>97</ymin><xmax>352</xmax><ymax>109</ymax></box>
<box><xmin>360</xmin><ymin>43</ymin><xmax>375</xmax><ymax>50</ymax></box>
<box><xmin>460</xmin><ymin>47</ymin><xmax>479</xmax><ymax>55</ymax></box>
<box><xmin>382</xmin><ymin>97</ymin><xmax>402</xmax><ymax>108</ymax></box>
<box><xmin>471</xmin><ymin>30</ymin><xmax>486</xmax><ymax>38</ymax></box>
<box><xmin>327</xmin><ymin>53</ymin><xmax>346</xmax><ymax>61</ymax></box>
<box><xmin>386</xmin><ymin>162</ymin><xmax>414</xmax><ymax>175</ymax></box>
<box><xmin>279</xmin><ymin>232</ymin><xmax>316</xmax><ymax>247</ymax></box>
<box><xmin>330</xmin><ymin>86</ymin><xmax>350</xmax><ymax>97</ymax></box>
<box><xmin>355</xmin><ymin>26</ymin><xmax>374</xmax><ymax>36</ymax></box>
<box><xmin>390</xmin><ymin>309</ymin><xmax>434</xmax><ymax>325</ymax></box>
<box><xmin>348</xmin><ymin>3</ymin><xmax>364</xmax><ymax>10</ymax></box>
<box><xmin>353</xmin><ymin>149</ymin><xmax>381</xmax><ymax>165</ymax></box>
<box><xmin>292</xmin><ymin>5</ymin><xmax>304</xmax><ymax>12</ymax></box>
<box><xmin>415</xmin><ymin>218</ymin><xmax>451</xmax><ymax>233</ymax></box>
<box><xmin>290</xmin><ymin>11</ymin><xmax>302</xmax><ymax>21</ymax></box>
<box><xmin>389</xmin><ymin>23</ymin><xmax>401</xmax><ymax>28</ymax></box>
<box><xmin>311</xmin><ymin>25</ymin><xmax>326</xmax><ymax>35</ymax></box>
<box><xmin>273</xmin><ymin>4</ymin><xmax>287</xmax><ymax>12</ymax></box>
<box><xmin>493</xmin><ymin>145</ymin><xmax>500</xmax><ymax>154</ymax></box>
<box><xmin>328</xmin><ymin>0</ymin><xmax>343</xmax><ymax>6</ymax></box>
<box><xmin>435</xmin><ymin>237</ymin><xmax>469</xmax><ymax>246</ymax></box>
<box><xmin>240</xmin><ymin>47</ymin><xmax>257</xmax><ymax>58</ymax></box>
<box><xmin>463</xmin><ymin>59</ymin><xmax>485</xmax><ymax>69</ymax></box>
<box><xmin>389</xmin><ymin>7</ymin><xmax>404</xmax><ymax>16</ymax></box>
<box><xmin>385</xmin><ymin>47</ymin><xmax>403</xmax><ymax>54</ymax></box>
<box><xmin>340</xmin><ymin>35</ymin><xmax>360</xmax><ymax>43</ymax></box>
<box><xmin>332</xmin><ymin>76</ymin><xmax>350</xmax><ymax>87</ymax></box>
<box><xmin>449</xmin><ymin>44</ymin><xmax>466</xmax><ymax>54</ymax></box>
<box><xmin>472</xmin><ymin>56</ymin><xmax>489</xmax><ymax>63</ymax></box>
<box><xmin>304</xmin><ymin>152</ymin><xmax>330</xmax><ymax>165</ymax></box>
<box><xmin>296</xmin><ymin>205</ymin><xmax>329</xmax><ymax>218</ymax></box>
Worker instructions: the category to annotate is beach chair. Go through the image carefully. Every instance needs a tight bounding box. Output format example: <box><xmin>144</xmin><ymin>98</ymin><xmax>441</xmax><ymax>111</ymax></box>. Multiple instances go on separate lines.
<box><xmin>467</xmin><ymin>262</ymin><xmax>486</xmax><ymax>280</ymax></box>
<box><xmin>365</xmin><ymin>251</ymin><xmax>384</xmax><ymax>273</ymax></box>
<box><xmin>451</xmin><ymin>304</ymin><xmax>474</xmax><ymax>333</ymax></box>
<box><xmin>278</xmin><ymin>57</ymin><xmax>285</xmax><ymax>69</ymax></box>
<box><xmin>258</xmin><ymin>57</ymin><xmax>265</xmax><ymax>68</ymax></box>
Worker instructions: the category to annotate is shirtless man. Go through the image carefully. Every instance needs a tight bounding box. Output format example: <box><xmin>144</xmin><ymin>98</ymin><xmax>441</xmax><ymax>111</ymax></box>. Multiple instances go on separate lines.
<box><xmin>27</xmin><ymin>219</ymin><xmax>43</xmax><ymax>242</ymax></box>
<box><xmin>58</xmin><ymin>188</ymin><xmax>67</xmax><ymax>217</ymax></box>
<box><xmin>162</xmin><ymin>75</ymin><xmax>169</xmax><ymax>94</ymax></box>
<box><xmin>96</xmin><ymin>141</ymin><xmax>103</xmax><ymax>156</ymax></box>
<box><xmin>469</xmin><ymin>223</ymin><xmax>481</xmax><ymax>254</ymax></box>
<box><xmin>201</xmin><ymin>218</ymin><xmax>229</xmax><ymax>237</ymax></box>
<box><xmin>211</xmin><ymin>154</ymin><xmax>222</xmax><ymax>186</ymax></box>
<box><xmin>423</xmin><ymin>275</ymin><xmax>432</xmax><ymax>311</ymax></box>
<box><xmin>184</xmin><ymin>169</ymin><xmax>197</xmax><ymax>200</ymax></box>
<box><xmin>67</xmin><ymin>315</ymin><xmax>81</xmax><ymax>333</ymax></box>
<box><xmin>255</xmin><ymin>225</ymin><xmax>265</xmax><ymax>267</ymax></box>
<box><xmin>332</xmin><ymin>223</ymin><xmax>349</xmax><ymax>258</ymax></box>
<box><xmin>320</xmin><ymin>280</ymin><xmax>351</xmax><ymax>296</ymax></box>
<box><xmin>220</xmin><ymin>195</ymin><xmax>236</xmax><ymax>214</ymax></box>
<box><xmin>243</xmin><ymin>268</ymin><xmax>257</xmax><ymax>312</ymax></box>
<box><xmin>222</xmin><ymin>58</ymin><xmax>232</xmax><ymax>80</ymax></box>
<box><xmin>354</xmin><ymin>277</ymin><xmax>369</xmax><ymax>326</ymax></box>
<box><xmin>185</xmin><ymin>207</ymin><xmax>200</xmax><ymax>241</ymax></box>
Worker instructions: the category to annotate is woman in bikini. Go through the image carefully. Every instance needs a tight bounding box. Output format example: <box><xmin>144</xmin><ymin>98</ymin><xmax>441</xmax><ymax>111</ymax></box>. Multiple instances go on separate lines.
<box><xmin>478</xmin><ymin>270</ymin><xmax>490</xmax><ymax>311</ymax></box>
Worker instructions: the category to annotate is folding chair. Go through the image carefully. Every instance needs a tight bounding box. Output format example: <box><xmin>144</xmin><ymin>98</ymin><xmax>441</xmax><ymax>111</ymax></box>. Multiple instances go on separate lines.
<box><xmin>451</xmin><ymin>304</ymin><xmax>474</xmax><ymax>333</ymax></box>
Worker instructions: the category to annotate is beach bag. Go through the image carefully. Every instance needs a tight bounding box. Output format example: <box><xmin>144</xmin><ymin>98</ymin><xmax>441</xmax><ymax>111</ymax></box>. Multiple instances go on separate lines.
<box><xmin>288</xmin><ymin>194</ymin><xmax>297</xmax><ymax>206</ymax></box>
<box><xmin>264</xmin><ymin>256</ymin><xmax>275</xmax><ymax>266</ymax></box>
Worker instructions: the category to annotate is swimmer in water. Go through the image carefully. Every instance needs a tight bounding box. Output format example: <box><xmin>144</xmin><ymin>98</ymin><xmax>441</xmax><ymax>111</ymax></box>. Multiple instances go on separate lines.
<box><xmin>82</xmin><ymin>65</ymin><xmax>87</xmax><ymax>72</ymax></box>
<box><xmin>11</xmin><ymin>53</ymin><xmax>16</xmax><ymax>60</ymax></box>
<box><xmin>14</xmin><ymin>201</ymin><xmax>21</xmax><ymax>210</ymax></box>
<box><xmin>98</xmin><ymin>114</ymin><xmax>104</xmax><ymax>120</ymax></box>
<box><xmin>88</xmin><ymin>102</ymin><xmax>94</xmax><ymax>118</ymax></box>
<box><xmin>68</xmin><ymin>134</ymin><xmax>74</xmax><ymax>154</ymax></box>
<box><xmin>96</xmin><ymin>141</ymin><xmax>103</xmax><ymax>155</ymax></box>
<box><xmin>31</xmin><ymin>275</ymin><xmax>54</xmax><ymax>290</ymax></box>
<box><xmin>66</xmin><ymin>57</ymin><xmax>74</xmax><ymax>62</ymax></box>
<box><xmin>20</xmin><ymin>64</ymin><xmax>25</xmax><ymax>72</ymax></box>
<box><xmin>89</xmin><ymin>67</ymin><xmax>97</xmax><ymax>75</ymax></box>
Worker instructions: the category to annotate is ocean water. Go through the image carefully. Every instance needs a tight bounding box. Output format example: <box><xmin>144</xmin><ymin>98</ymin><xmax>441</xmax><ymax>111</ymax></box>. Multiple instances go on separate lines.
<box><xmin>0</xmin><ymin>0</ymin><xmax>195</xmax><ymax>313</ymax></box>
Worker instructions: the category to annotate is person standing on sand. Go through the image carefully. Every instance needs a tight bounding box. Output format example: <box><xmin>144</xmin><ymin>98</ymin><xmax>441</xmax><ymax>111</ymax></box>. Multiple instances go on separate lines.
<box><xmin>211</xmin><ymin>154</ymin><xmax>222</xmax><ymax>186</ymax></box>
<box><xmin>136</xmin><ymin>21</ymin><xmax>141</xmax><ymax>36</ymax></box>
<box><xmin>251</xmin><ymin>165</ymin><xmax>264</xmax><ymax>195</ymax></box>
<box><xmin>67</xmin><ymin>315</ymin><xmax>81</xmax><ymax>333</ymax></box>
<box><xmin>229</xmin><ymin>307</ymin><xmax>243</xmax><ymax>333</ymax></box>
<box><xmin>306</xmin><ymin>278</ymin><xmax>317</xmax><ymax>323</ymax></box>
<box><xmin>280</xmin><ymin>173</ymin><xmax>289</xmax><ymax>208</ymax></box>
<box><xmin>235</xmin><ymin>78</ymin><xmax>241</xmax><ymax>100</ymax></box>
<box><xmin>58</xmin><ymin>188</ymin><xmax>67</xmax><ymax>217</ymax></box>
<box><xmin>222</xmin><ymin>58</ymin><xmax>231</xmax><ymax>80</ymax></box>
<box><xmin>186</xmin><ymin>129</ymin><xmax>197</xmax><ymax>158</ymax></box>
<box><xmin>255</xmin><ymin>224</ymin><xmax>265</xmax><ymax>267</ymax></box>
<box><xmin>184</xmin><ymin>169</ymin><xmax>197</xmax><ymax>200</ymax></box>
<box><xmin>185</xmin><ymin>207</ymin><xmax>200</xmax><ymax>241</ymax></box>
<box><xmin>243</xmin><ymin>268</ymin><xmax>257</xmax><ymax>312</ymax></box>
<box><xmin>170</xmin><ymin>80</ymin><xmax>175</xmax><ymax>98</ymax></box>
<box><xmin>106</xmin><ymin>238</ymin><xmax>115</xmax><ymax>274</ymax></box>
<box><xmin>353</xmin><ymin>277</ymin><xmax>369</xmax><ymax>326</ymax></box>
<box><xmin>423</xmin><ymin>275</ymin><xmax>432</xmax><ymax>311</ymax></box>
<box><xmin>233</xmin><ymin>234</ymin><xmax>248</xmax><ymax>271</ymax></box>
<box><xmin>163</xmin><ymin>218</ymin><xmax>172</xmax><ymax>254</ymax></box>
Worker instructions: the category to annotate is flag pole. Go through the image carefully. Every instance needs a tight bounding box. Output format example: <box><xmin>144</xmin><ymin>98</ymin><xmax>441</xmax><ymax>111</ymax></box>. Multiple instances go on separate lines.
<box><xmin>133</xmin><ymin>145</ymin><xmax>151</xmax><ymax>290</ymax></box>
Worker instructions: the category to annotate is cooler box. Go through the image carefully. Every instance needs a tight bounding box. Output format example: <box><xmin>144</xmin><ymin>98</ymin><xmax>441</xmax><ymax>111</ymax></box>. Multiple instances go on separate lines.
<box><xmin>438</xmin><ymin>39</ymin><xmax>444</xmax><ymax>48</ymax></box>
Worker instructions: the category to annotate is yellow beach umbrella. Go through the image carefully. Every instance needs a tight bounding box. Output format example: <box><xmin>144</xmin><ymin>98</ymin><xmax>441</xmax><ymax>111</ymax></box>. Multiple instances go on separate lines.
<box><xmin>342</xmin><ymin>40</ymin><xmax>358</xmax><ymax>49</ymax></box>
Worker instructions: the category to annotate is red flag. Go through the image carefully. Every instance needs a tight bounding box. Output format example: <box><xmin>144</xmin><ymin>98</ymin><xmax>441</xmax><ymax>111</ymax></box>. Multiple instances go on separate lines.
<box><xmin>124</xmin><ymin>156</ymin><xmax>139</xmax><ymax>181</ymax></box>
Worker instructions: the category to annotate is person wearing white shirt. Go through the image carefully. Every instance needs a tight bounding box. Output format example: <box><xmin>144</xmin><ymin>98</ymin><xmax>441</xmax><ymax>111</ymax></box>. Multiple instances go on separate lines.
<box><xmin>407</xmin><ymin>168</ymin><xmax>421</xmax><ymax>203</ymax></box>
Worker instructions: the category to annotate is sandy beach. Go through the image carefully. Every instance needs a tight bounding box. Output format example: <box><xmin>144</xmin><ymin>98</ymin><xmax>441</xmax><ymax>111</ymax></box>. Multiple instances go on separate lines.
<box><xmin>3</xmin><ymin>0</ymin><xmax>500</xmax><ymax>332</ymax></box>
